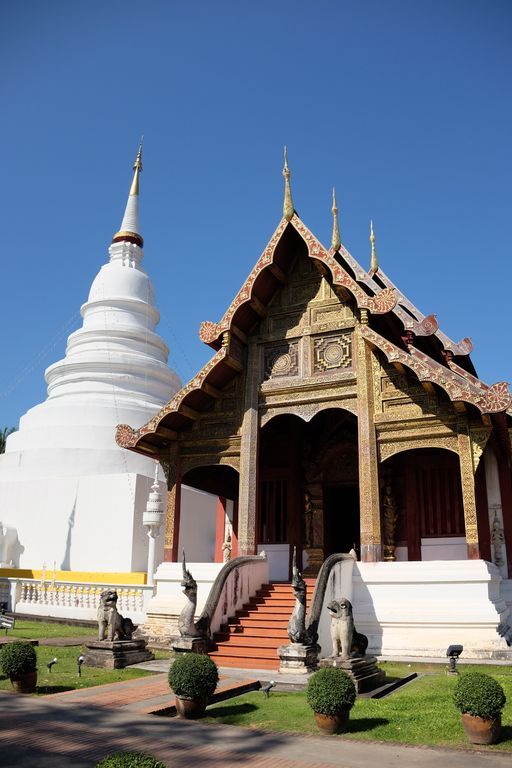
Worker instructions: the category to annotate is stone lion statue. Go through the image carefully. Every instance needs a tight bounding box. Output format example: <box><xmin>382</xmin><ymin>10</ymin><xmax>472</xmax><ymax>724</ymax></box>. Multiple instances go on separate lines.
<box><xmin>97</xmin><ymin>589</ymin><xmax>136</xmax><ymax>642</ymax></box>
<box><xmin>327</xmin><ymin>598</ymin><xmax>368</xmax><ymax>659</ymax></box>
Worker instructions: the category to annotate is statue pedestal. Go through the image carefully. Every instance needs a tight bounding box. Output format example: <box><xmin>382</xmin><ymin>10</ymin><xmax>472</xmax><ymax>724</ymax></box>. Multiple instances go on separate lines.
<box><xmin>319</xmin><ymin>655</ymin><xmax>386</xmax><ymax>693</ymax></box>
<box><xmin>83</xmin><ymin>640</ymin><xmax>153</xmax><ymax>669</ymax></box>
<box><xmin>171</xmin><ymin>636</ymin><xmax>209</xmax><ymax>655</ymax></box>
<box><xmin>278</xmin><ymin>643</ymin><xmax>320</xmax><ymax>674</ymax></box>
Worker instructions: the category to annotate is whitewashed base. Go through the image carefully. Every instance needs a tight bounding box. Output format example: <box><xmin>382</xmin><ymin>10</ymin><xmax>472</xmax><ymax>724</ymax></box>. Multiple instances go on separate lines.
<box><xmin>351</xmin><ymin>560</ymin><xmax>512</xmax><ymax>659</ymax></box>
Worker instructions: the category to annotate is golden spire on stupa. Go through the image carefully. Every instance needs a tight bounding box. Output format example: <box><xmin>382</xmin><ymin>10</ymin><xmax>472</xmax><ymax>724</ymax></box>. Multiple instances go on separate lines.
<box><xmin>129</xmin><ymin>138</ymin><xmax>143</xmax><ymax>196</ymax></box>
<box><xmin>369</xmin><ymin>219</ymin><xmax>379</xmax><ymax>276</ymax></box>
<box><xmin>331</xmin><ymin>187</ymin><xmax>341</xmax><ymax>251</ymax></box>
<box><xmin>112</xmin><ymin>139</ymin><xmax>144</xmax><ymax>247</ymax></box>
<box><xmin>282</xmin><ymin>146</ymin><xmax>294</xmax><ymax>221</ymax></box>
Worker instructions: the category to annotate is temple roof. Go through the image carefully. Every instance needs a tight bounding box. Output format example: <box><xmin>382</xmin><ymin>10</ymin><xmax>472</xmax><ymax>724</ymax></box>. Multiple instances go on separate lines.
<box><xmin>116</xmin><ymin>162</ymin><xmax>511</xmax><ymax>457</ymax></box>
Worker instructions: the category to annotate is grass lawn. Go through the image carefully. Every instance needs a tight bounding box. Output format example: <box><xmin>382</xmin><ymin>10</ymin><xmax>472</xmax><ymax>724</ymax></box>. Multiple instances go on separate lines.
<box><xmin>205</xmin><ymin>662</ymin><xmax>512</xmax><ymax>752</ymax></box>
<box><xmin>3</xmin><ymin>619</ymin><xmax>94</xmax><ymax>640</ymax></box>
<box><xmin>0</xmin><ymin>643</ymin><xmax>155</xmax><ymax>694</ymax></box>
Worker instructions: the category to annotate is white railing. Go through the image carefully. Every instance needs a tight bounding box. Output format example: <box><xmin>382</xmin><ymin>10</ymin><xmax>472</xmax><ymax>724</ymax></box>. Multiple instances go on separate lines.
<box><xmin>0</xmin><ymin>578</ymin><xmax>154</xmax><ymax>623</ymax></box>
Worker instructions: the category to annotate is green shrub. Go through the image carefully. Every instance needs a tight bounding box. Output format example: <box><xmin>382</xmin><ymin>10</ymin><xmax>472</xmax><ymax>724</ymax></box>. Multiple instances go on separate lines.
<box><xmin>306</xmin><ymin>667</ymin><xmax>356</xmax><ymax>716</ymax></box>
<box><xmin>95</xmin><ymin>752</ymin><xmax>166</xmax><ymax>768</ymax></box>
<box><xmin>0</xmin><ymin>641</ymin><xmax>37</xmax><ymax>677</ymax></box>
<box><xmin>168</xmin><ymin>653</ymin><xmax>219</xmax><ymax>700</ymax></box>
<box><xmin>453</xmin><ymin>672</ymin><xmax>506</xmax><ymax>720</ymax></box>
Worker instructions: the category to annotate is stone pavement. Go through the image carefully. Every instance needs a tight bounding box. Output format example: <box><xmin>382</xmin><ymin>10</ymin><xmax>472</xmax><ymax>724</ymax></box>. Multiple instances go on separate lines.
<box><xmin>1</xmin><ymin>689</ymin><xmax>511</xmax><ymax>768</ymax></box>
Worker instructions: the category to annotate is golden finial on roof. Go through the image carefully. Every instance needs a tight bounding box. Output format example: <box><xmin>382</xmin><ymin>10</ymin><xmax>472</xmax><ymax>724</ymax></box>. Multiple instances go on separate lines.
<box><xmin>129</xmin><ymin>138</ymin><xmax>143</xmax><ymax>196</ymax></box>
<box><xmin>282</xmin><ymin>145</ymin><xmax>294</xmax><ymax>221</ymax></box>
<box><xmin>331</xmin><ymin>187</ymin><xmax>341</xmax><ymax>251</ymax></box>
<box><xmin>369</xmin><ymin>219</ymin><xmax>379</xmax><ymax>276</ymax></box>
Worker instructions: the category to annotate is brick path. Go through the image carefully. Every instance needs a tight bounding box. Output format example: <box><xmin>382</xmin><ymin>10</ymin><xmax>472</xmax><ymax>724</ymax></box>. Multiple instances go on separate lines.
<box><xmin>47</xmin><ymin>671</ymin><xmax>260</xmax><ymax>714</ymax></box>
<box><xmin>1</xmin><ymin>688</ymin><xmax>510</xmax><ymax>768</ymax></box>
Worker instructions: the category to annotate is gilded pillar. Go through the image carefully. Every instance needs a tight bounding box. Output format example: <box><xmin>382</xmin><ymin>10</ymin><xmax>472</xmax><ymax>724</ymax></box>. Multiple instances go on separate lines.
<box><xmin>163</xmin><ymin>447</ymin><xmax>181</xmax><ymax>562</ymax></box>
<box><xmin>457</xmin><ymin>423</ymin><xmax>480</xmax><ymax>560</ymax></box>
<box><xmin>237</xmin><ymin>342</ymin><xmax>261</xmax><ymax>555</ymax></box>
<box><xmin>355</xmin><ymin>315</ymin><xmax>382</xmax><ymax>561</ymax></box>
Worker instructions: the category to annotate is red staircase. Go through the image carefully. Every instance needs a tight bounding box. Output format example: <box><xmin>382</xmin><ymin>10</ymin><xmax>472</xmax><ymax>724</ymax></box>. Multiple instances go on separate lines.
<box><xmin>209</xmin><ymin>580</ymin><xmax>315</xmax><ymax>670</ymax></box>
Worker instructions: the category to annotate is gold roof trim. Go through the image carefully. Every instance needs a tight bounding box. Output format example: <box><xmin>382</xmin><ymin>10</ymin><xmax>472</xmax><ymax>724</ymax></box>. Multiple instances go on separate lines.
<box><xmin>282</xmin><ymin>146</ymin><xmax>294</xmax><ymax>221</ymax></box>
<box><xmin>331</xmin><ymin>187</ymin><xmax>341</xmax><ymax>251</ymax></box>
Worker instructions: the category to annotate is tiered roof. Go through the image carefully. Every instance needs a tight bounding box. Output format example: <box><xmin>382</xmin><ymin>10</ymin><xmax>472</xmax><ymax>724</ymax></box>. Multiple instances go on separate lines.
<box><xmin>116</xmin><ymin>153</ymin><xmax>511</xmax><ymax>457</ymax></box>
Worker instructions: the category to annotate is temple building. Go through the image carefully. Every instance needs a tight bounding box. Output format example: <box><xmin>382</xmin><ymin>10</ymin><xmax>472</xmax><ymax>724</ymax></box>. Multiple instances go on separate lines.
<box><xmin>117</xmin><ymin>151</ymin><xmax>512</xmax><ymax>658</ymax></box>
<box><xmin>0</xmin><ymin>146</ymin><xmax>184</xmax><ymax>574</ymax></box>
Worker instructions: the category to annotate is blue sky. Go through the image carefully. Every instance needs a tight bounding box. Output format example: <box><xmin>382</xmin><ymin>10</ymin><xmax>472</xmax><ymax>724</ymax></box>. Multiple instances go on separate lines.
<box><xmin>1</xmin><ymin>1</ymin><xmax>511</xmax><ymax>428</ymax></box>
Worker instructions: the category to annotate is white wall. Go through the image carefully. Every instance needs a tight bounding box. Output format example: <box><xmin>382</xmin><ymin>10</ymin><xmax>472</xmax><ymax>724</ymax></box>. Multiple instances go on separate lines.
<box><xmin>0</xmin><ymin>471</ymin><xmax>167</xmax><ymax>574</ymax></box>
<box><xmin>352</xmin><ymin>560</ymin><xmax>511</xmax><ymax>658</ymax></box>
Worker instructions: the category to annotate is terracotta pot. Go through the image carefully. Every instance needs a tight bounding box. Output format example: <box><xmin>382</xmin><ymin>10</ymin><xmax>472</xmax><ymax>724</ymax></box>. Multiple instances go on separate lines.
<box><xmin>314</xmin><ymin>710</ymin><xmax>350</xmax><ymax>734</ymax></box>
<box><xmin>11</xmin><ymin>670</ymin><xmax>38</xmax><ymax>694</ymax></box>
<box><xmin>461</xmin><ymin>713</ymin><xmax>501</xmax><ymax>745</ymax></box>
<box><xmin>175</xmin><ymin>695</ymin><xmax>207</xmax><ymax>719</ymax></box>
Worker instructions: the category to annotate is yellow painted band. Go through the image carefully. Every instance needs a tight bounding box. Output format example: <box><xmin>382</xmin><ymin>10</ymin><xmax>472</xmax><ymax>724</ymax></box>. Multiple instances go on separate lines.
<box><xmin>0</xmin><ymin>569</ymin><xmax>147</xmax><ymax>585</ymax></box>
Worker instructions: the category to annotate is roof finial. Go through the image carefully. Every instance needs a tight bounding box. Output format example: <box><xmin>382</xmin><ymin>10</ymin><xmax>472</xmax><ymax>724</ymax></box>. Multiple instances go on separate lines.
<box><xmin>369</xmin><ymin>219</ymin><xmax>379</xmax><ymax>276</ymax></box>
<box><xmin>112</xmin><ymin>141</ymin><xmax>144</xmax><ymax>247</ymax></box>
<box><xmin>282</xmin><ymin>146</ymin><xmax>294</xmax><ymax>221</ymax></box>
<box><xmin>129</xmin><ymin>138</ymin><xmax>143</xmax><ymax>196</ymax></box>
<box><xmin>331</xmin><ymin>187</ymin><xmax>341</xmax><ymax>251</ymax></box>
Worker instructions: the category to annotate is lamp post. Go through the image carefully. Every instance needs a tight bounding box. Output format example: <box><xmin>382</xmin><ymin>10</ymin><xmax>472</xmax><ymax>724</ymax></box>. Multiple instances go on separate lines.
<box><xmin>143</xmin><ymin>463</ymin><xmax>165</xmax><ymax>586</ymax></box>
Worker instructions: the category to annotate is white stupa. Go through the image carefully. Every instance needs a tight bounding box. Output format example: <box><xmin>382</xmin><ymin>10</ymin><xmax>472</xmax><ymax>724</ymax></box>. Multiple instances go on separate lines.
<box><xmin>0</xmin><ymin>145</ymin><xmax>181</xmax><ymax>573</ymax></box>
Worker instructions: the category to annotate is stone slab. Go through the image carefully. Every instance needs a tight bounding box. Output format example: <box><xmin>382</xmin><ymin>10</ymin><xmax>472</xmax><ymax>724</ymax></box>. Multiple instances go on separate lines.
<box><xmin>83</xmin><ymin>639</ymin><xmax>153</xmax><ymax>669</ymax></box>
<box><xmin>278</xmin><ymin>643</ymin><xmax>319</xmax><ymax>674</ymax></box>
<box><xmin>171</xmin><ymin>636</ymin><xmax>209</xmax><ymax>655</ymax></box>
<box><xmin>319</xmin><ymin>654</ymin><xmax>386</xmax><ymax>693</ymax></box>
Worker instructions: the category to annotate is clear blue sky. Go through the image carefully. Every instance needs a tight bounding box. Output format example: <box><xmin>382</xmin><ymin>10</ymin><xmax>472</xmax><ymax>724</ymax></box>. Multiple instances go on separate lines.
<box><xmin>1</xmin><ymin>1</ymin><xmax>511</xmax><ymax>428</ymax></box>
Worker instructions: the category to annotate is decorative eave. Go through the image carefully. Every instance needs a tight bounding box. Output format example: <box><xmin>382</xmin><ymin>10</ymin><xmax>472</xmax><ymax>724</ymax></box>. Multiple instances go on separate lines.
<box><xmin>361</xmin><ymin>325</ymin><xmax>511</xmax><ymax>414</ymax></box>
<box><xmin>199</xmin><ymin>213</ymin><xmax>397</xmax><ymax>347</ymax></box>
<box><xmin>342</xmin><ymin>248</ymin><xmax>472</xmax><ymax>355</ymax></box>
<box><xmin>116</xmin><ymin>337</ymin><xmax>243</xmax><ymax>453</ymax></box>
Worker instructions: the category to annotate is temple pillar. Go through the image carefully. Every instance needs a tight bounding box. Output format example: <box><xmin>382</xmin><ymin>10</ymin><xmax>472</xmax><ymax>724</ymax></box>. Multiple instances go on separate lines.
<box><xmin>355</xmin><ymin>317</ymin><xmax>381</xmax><ymax>562</ymax></box>
<box><xmin>163</xmin><ymin>448</ymin><xmax>181</xmax><ymax>562</ymax></box>
<box><xmin>457</xmin><ymin>424</ymin><xmax>479</xmax><ymax>560</ymax></box>
<box><xmin>237</xmin><ymin>342</ymin><xmax>260</xmax><ymax>555</ymax></box>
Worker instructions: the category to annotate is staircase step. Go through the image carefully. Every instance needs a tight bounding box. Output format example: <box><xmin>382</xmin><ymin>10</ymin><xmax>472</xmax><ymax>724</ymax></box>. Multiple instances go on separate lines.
<box><xmin>209</xmin><ymin>578</ymin><xmax>315</xmax><ymax>671</ymax></box>
<box><xmin>212</xmin><ymin>635</ymin><xmax>286</xmax><ymax>649</ymax></box>
<box><xmin>208</xmin><ymin>647</ymin><xmax>279</xmax><ymax>664</ymax></box>
<box><xmin>228</xmin><ymin>611</ymin><xmax>289</xmax><ymax>628</ymax></box>
<box><xmin>222</xmin><ymin>625</ymin><xmax>288</xmax><ymax>638</ymax></box>
<box><xmin>209</xmin><ymin>654</ymin><xmax>279</xmax><ymax>670</ymax></box>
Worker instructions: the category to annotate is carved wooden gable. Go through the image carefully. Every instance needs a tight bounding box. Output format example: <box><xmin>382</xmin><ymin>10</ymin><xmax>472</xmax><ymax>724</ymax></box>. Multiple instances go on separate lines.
<box><xmin>254</xmin><ymin>250</ymin><xmax>357</xmax><ymax>386</ymax></box>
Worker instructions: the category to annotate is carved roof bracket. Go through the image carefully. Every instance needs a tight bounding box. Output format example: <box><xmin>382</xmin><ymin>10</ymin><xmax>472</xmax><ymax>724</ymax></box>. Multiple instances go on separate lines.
<box><xmin>361</xmin><ymin>325</ymin><xmax>511</xmax><ymax>414</ymax></box>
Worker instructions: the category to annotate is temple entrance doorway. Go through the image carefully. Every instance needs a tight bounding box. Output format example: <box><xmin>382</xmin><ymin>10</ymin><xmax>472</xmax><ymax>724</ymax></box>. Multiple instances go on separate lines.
<box><xmin>257</xmin><ymin>409</ymin><xmax>359</xmax><ymax>579</ymax></box>
<box><xmin>323</xmin><ymin>484</ymin><xmax>360</xmax><ymax>558</ymax></box>
<box><xmin>180</xmin><ymin>464</ymin><xmax>239</xmax><ymax>564</ymax></box>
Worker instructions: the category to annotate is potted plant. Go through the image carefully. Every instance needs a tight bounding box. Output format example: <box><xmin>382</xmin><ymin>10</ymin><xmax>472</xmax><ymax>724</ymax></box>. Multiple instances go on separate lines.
<box><xmin>453</xmin><ymin>671</ymin><xmax>506</xmax><ymax>745</ymax></box>
<box><xmin>95</xmin><ymin>752</ymin><xmax>166</xmax><ymax>767</ymax></box>
<box><xmin>306</xmin><ymin>667</ymin><xmax>356</xmax><ymax>734</ymax></box>
<box><xmin>168</xmin><ymin>653</ymin><xmax>219</xmax><ymax>718</ymax></box>
<box><xmin>0</xmin><ymin>641</ymin><xmax>38</xmax><ymax>693</ymax></box>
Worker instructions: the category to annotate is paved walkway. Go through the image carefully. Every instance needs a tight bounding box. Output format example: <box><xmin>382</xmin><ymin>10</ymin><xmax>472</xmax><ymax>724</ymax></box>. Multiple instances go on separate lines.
<box><xmin>1</xmin><ymin>688</ymin><xmax>510</xmax><ymax>768</ymax></box>
<box><xmin>1</xmin><ymin>649</ymin><xmax>511</xmax><ymax>767</ymax></box>
<box><xmin>47</xmin><ymin>671</ymin><xmax>261</xmax><ymax>715</ymax></box>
